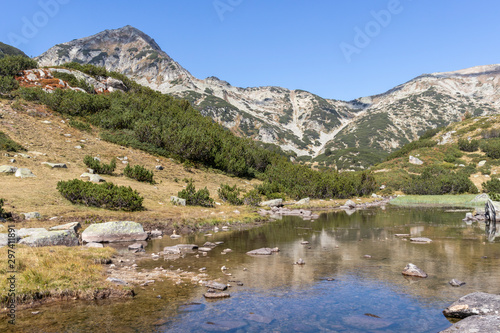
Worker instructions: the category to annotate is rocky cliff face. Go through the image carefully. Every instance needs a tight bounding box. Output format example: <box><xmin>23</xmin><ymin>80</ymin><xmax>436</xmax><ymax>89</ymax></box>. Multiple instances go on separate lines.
<box><xmin>36</xmin><ymin>26</ymin><xmax>500</xmax><ymax>169</ymax></box>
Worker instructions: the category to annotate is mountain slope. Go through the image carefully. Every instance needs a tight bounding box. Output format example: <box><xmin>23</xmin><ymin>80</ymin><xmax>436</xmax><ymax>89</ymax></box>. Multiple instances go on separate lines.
<box><xmin>36</xmin><ymin>26</ymin><xmax>500</xmax><ymax>169</ymax></box>
<box><xmin>0</xmin><ymin>41</ymin><xmax>28</xmax><ymax>58</ymax></box>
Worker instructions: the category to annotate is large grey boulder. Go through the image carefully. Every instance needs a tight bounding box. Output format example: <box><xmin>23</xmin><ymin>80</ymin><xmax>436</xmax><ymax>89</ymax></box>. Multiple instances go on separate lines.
<box><xmin>19</xmin><ymin>230</ymin><xmax>79</xmax><ymax>247</ymax></box>
<box><xmin>260</xmin><ymin>199</ymin><xmax>283</xmax><ymax>208</ymax></box>
<box><xmin>49</xmin><ymin>222</ymin><xmax>81</xmax><ymax>233</ymax></box>
<box><xmin>82</xmin><ymin>221</ymin><xmax>148</xmax><ymax>243</ymax></box>
<box><xmin>17</xmin><ymin>227</ymin><xmax>47</xmax><ymax>238</ymax></box>
<box><xmin>296</xmin><ymin>197</ymin><xmax>310</xmax><ymax>205</ymax></box>
<box><xmin>443</xmin><ymin>292</ymin><xmax>500</xmax><ymax>319</ymax></box>
<box><xmin>15</xmin><ymin>168</ymin><xmax>35</xmax><ymax>178</ymax></box>
<box><xmin>440</xmin><ymin>315</ymin><xmax>500</xmax><ymax>333</ymax></box>
<box><xmin>0</xmin><ymin>165</ymin><xmax>17</xmax><ymax>173</ymax></box>
<box><xmin>0</xmin><ymin>233</ymin><xmax>20</xmax><ymax>247</ymax></box>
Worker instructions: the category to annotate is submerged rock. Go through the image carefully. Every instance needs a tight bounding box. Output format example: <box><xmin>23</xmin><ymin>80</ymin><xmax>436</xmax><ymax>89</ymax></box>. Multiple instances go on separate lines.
<box><xmin>402</xmin><ymin>263</ymin><xmax>428</xmax><ymax>278</ymax></box>
<box><xmin>443</xmin><ymin>292</ymin><xmax>500</xmax><ymax>318</ymax></box>
<box><xmin>82</xmin><ymin>221</ymin><xmax>148</xmax><ymax>243</ymax></box>
<box><xmin>410</xmin><ymin>237</ymin><xmax>433</xmax><ymax>243</ymax></box>
<box><xmin>246</xmin><ymin>247</ymin><xmax>279</xmax><ymax>255</ymax></box>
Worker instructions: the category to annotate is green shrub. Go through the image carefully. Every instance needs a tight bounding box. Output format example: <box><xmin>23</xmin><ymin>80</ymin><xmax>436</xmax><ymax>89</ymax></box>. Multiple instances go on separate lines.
<box><xmin>0</xmin><ymin>76</ymin><xmax>18</xmax><ymax>94</ymax></box>
<box><xmin>83</xmin><ymin>155</ymin><xmax>116</xmax><ymax>175</ymax></box>
<box><xmin>0</xmin><ymin>131</ymin><xmax>24</xmax><ymax>152</ymax></box>
<box><xmin>480</xmin><ymin>139</ymin><xmax>500</xmax><ymax>159</ymax></box>
<box><xmin>458</xmin><ymin>138</ymin><xmax>479</xmax><ymax>152</ymax></box>
<box><xmin>482</xmin><ymin>128</ymin><xmax>500</xmax><ymax>139</ymax></box>
<box><xmin>386</xmin><ymin>139</ymin><xmax>437</xmax><ymax>160</ymax></box>
<box><xmin>69</xmin><ymin>119</ymin><xmax>92</xmax><ymax>132</ymax></box>
<box><xmin>217</xmin><ymin>184</ymin><xmax>243</xmax><ymax>205</ymax></box>
<box><xmin>403</xmin><ymin>165</ymin><xmax>478</xmax><ymax>195</ymax></box>
<box><xmin>243</xmin><ymin>189</ymin><xmax>261</xmax><ymax>206</ymax></box>
<box><xmin>0</xmin><ymin>55</ymin><xmax>37</xmax><ymax>77</ymax></box>
<box><xmin>124</xmin><ymin>164</ymin><xmax>154</xmax><ymax>184</ymax></box>
<box><xmin>419</xmin><ymin>127</ymin><xmax>442</xmax><ymax>140</ymax></box>
<box><xmin>56</xmin><ymin>179</ymin><xmax>144</xmax><ymax>211</ymax></box>
<box><xmin>482</xmin><ymin>178</ymin><xmax>500</xmax><ymax>193</ymax></box>
<box><xmin>51</xmin><ymin>71</ymin><xmax>94</xmax><ymax>93</ymax></box>
<box><xmin>178</xmin><ymin>180</ymin><xmax>214</xmax><ymax>207</ymax></box>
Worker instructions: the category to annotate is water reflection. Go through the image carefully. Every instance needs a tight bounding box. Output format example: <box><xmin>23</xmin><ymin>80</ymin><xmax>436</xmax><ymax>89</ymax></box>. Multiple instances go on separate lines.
<box><xmin>6</xmin><ymin>207</ymin><xmax>500</xmax><ymax>332</ymax></box>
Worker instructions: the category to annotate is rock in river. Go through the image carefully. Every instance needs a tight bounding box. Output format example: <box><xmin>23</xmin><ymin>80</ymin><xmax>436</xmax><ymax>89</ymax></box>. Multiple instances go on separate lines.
<box><xmin>410</xmin><ymin>237</ymin><xmax>432</xmax><ymax>243</ymax></box>
<box><xmin>205</xmin><ymin>281</ymin><xmax>228</xmax><ymax>291</ymax></box>
<box><xmin>440</xmin><ymin>315</ymin><xmax>500</xmax><ymax>332</ymax></box>
<box><xmin>443</xmin><ymin>292</ymin><xmax>500</xmax><ymax>318</ymax></box>
<box><xmin>402</xmin><ymin>263</ymin><xmax>428</xmax><ymax>278</ymax></box>
<box><xmin>82</xmin><ymin>221</ymin><xmax>148</xmax><ymax>243</ymax></box>
<box><xmin>246</xmin><ymin>247</ymin><xmax>279</xmax><ymax>255</ymax></box>
<box><xmin>449</xmin><ymin>279</ymin><xmax>466</xmax><ymax>287</ymax></box>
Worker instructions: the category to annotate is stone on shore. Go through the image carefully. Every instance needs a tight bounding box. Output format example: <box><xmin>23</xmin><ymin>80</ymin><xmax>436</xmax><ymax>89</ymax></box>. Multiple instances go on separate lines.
<box><xmin>439</xmin><ymin>315</ymin><xmax>500</xmax><ymax>332</ymax></box>
<box><xmin>402</xmin><ymin>263</ymin><xmax>428</xmax><ymax>278</ymax></box>
<box><xmin>19</xmin><ymin>230</ymin><xmax>79</xmax><ymax>247</ymax></box>
<box><xmin>82</xmin><ymin>221</ymin><xmax>148</xmax><ymax>243</ymax></box>
<box><xmin>260</xmin><ymin>199</ymin><xmax>283</xmax><ymax>208</ymax></box>
<box><xmin>128</xmin><ymin>243</ymin><xmax>145</xmax><ymax>252</ymax></box>
<box><xmin>49</xmin><ymin>222</ymin><xmax>81</xmax><ymax>233</ymax></box>
<box><xmin>345</xmin><ymin>200</ymin><xmax>356</xmax><ymax>208</ymax></box>
<box><xmin>85</xmin><ymin>242</ymin><xmax>104</xmax><ymax>248</ymax></box>
<box><xmin>443</xmin><ymin>292</ymin><xmax>500</xmax><ymax>318</ymax></box>
<box><xmin>0</xmin><ymin>233</ymin><xmax>20</xmax><ymax>247</ymax></box>
<box><xmin>203</xmin><ymin>292</ymin><xmax>231</xmax><ymax>299</ymax></box>
<box><xmin>296</xmin><ymin>197</ymin><xmax>310</xmax><ymax>205</ymax></box>
<box><xmin>17</xmin><ymin>227</ymin><xmax>47</xmax><ymax>237</ymax></box>
<box><xmin>15</xmin><ymin>168</ymin><xmax>36</xmax><ymax>178</ymax></box>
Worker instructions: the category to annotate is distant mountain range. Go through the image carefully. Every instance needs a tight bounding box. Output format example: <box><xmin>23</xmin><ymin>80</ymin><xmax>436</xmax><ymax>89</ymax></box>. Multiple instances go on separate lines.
<box><xmin>35</xmin><ymin>26</ymin><xmax>500</xmax><ymax>169</ymax></box>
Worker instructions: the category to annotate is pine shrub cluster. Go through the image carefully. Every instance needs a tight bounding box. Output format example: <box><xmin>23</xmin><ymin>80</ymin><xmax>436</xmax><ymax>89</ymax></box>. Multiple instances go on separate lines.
<box><xmin>177</xmin><ymin>180</ymin><xmax>214</xmax><ymax>207</ymax></box>
<box><xmin>124</xmin><ymin>164</ymin><xmax>154</xmax><ymax>184</ymax></box>
<box><xmin>83</xmin><ymin>155</ymin><xmax>116</xmax><ymax>175</ymax></box>
<box><xmin>217</xmin><ymin>184</ymin><xmax>243</xmax><ymax>205</ymax></box>
<box><xmin>56</xmin><ymin>179</ymin><xmax>144</xmax><ymax>211</ymax></box>
<box><xmin>403</xmin><ymin>165</ymin><xmax>478</xmax><ymax>195</ymax></box>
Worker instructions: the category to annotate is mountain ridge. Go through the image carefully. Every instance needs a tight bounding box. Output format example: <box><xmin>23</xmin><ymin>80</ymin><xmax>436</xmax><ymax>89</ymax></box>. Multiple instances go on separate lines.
<box><xmin>35</xmin><ymin>26</ymin><xmax>500</xmax><ymax>169</ymax></box>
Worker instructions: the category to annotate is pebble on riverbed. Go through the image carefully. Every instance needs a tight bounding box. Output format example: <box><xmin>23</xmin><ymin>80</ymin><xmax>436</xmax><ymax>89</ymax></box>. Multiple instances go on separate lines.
<box><xmin>449</xmin><ymin>279</ymin><xmax>466</xmax><ymax>287</ymax></box>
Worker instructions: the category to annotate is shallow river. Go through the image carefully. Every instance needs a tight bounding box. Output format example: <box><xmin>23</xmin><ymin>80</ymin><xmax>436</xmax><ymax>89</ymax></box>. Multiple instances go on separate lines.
<box><xmin>6</xmin><ymin>206</ymin><xmax>500</xmax><ymax>332</ymax></box>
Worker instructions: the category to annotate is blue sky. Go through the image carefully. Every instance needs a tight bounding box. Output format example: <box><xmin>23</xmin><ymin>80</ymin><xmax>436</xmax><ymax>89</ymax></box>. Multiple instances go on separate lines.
<box><xmin>1</xmin><ymin>0</ymin><xmax>499</xmax><ymax>101</ymax></box>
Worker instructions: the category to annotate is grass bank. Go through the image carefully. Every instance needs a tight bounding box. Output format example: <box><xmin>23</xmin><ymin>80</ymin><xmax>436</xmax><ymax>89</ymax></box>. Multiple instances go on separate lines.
<box><xmin>0</xmin><ymin>246</ymin><xmax>131</xmax><ymax>309</ymax></box>
<box><xmin>389</xmin><ymin>194</ymin><xmax>486</xmax><ymax>208</ymax></box>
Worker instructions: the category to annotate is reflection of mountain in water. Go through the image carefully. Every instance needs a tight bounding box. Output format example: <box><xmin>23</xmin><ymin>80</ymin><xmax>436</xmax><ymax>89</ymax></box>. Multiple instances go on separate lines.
<box><xmin>150</xmin><ymin>207</ymin><xmax>500</xmax><ymax>303</ymax></box>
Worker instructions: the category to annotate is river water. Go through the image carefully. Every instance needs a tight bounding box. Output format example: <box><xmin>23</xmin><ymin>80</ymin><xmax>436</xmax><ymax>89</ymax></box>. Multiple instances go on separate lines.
<box><xmin>6</xmin><ymin>206</ymin><xmax>500</xmax><ymax>332</ymax></box>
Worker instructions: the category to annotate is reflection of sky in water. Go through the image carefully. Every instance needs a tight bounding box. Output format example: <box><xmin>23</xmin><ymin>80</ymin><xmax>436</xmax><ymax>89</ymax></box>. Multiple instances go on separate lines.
<box><xmin>163</xmin><ymin>275</ymin><xmax>451</xmax><ymax>332</ymax></box>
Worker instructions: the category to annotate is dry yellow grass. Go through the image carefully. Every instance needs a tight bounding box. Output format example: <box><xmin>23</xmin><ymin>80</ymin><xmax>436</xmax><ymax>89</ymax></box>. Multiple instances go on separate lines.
<box><xmin>0</xmin><ymin>245</ymin><xmax>119</xmax><ymax>307</ymax></box>
<box><xmin>0</xmin><ymin>99</ymin><xmax>261</xmax><ymax>229</ymax></box>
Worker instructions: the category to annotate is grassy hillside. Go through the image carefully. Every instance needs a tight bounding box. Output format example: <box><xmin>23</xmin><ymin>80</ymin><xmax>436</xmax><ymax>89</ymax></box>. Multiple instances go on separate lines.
<box><xmin>373</xmin><ymin>115</ymin><xmax>500</xmax><ymax>194</ymax></box>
